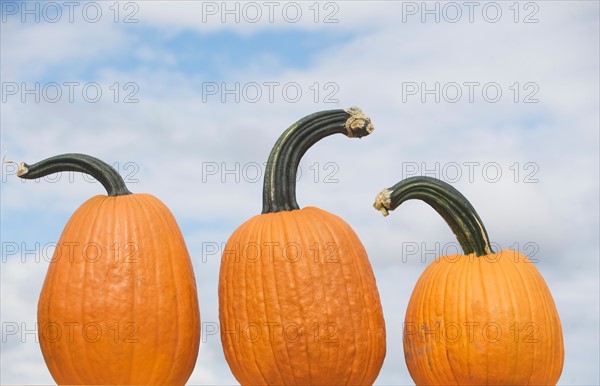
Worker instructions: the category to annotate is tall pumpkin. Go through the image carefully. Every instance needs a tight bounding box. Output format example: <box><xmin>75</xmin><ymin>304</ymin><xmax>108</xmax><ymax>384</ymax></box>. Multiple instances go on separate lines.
<box><xmin>374</xmin><ymin>176</ymin><xmax>564</xmax><ymax>385</ymax></box>
<box><xmin>219</xmin><ymin>108</ymin><xmax>386</xmax><ymax>385</ymax></box>
<box><xmin>15</xmin><ymin>154</ymin><xmax>200</xmax><ymax>385</ymax></box>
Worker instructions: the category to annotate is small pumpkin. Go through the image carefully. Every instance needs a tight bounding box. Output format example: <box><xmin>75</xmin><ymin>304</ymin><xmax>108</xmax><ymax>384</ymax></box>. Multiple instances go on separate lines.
<box><xmin>15</xmin><ymin>154</ymin><xmax>200</xmax><ymax>385</ymax></box>
<box><xmin>219</xmin><ymin>108</ymin><xmax>386</xmax><ymax>385</ymax></box>
<box><xmin>374</xmin><ymin>176</ymin><xmax>564</xmax><ymax>385</ymax></box>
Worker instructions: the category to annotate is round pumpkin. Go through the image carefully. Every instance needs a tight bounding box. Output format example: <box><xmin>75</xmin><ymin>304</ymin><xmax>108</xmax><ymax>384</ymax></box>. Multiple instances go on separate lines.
<box><xmin>374</xmin><ymin>176</ymin><xmax>564</xmax><ymax>385</ymax></box>
<box><xmin>219</xmin><ymin>108</ymin><xmax>386</xmax><ymax>385</ymax></box>
<box><xmin>16</xmin><ymin>154</ymin><xmax>200</xmax><ymax>385</ymax></box>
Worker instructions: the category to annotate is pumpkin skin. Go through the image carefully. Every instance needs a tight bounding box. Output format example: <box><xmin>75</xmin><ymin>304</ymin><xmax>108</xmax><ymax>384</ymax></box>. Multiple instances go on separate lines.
<box><xmin>16</xmin><ymin>154</ymin><xmax>200</xmax><ymax>385</ymax></box>
<box><xmin>374</xmin><ymin>176</ymin><xmax>564</xmax><ymax>385</ymax></box>
<box><xmin>219</xmin><ymin>109</ymin><xmax>386</xmax><ymax>385</ymax></box>
<box><xmin>404</xmin><ymin>250</ymin><xmax>564</xmax><ymax>385</ymax></box>
<box><xmin>219</xmin><ymin>206</ymin><xmax>385</xmax><ymax>385</ymax></box>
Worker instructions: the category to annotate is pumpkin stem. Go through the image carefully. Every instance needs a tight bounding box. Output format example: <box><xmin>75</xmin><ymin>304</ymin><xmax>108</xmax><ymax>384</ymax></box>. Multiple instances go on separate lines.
<box><xmin>262</xmin><ymin>107</ymin><xmax>374</xmax><ymax>214</ymax></box>
<box><xmin>15</xmin><ymin>153</ymin><xmax>132</xmax><ymax>197</ymax></box>
<box><xmin>374</xmin><ymin>176</ymin><xmax>492</xmax><ymax>256</ymax></box>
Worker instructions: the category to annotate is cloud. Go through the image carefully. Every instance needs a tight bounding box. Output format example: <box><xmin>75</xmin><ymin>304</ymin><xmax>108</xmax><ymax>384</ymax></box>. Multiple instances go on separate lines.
<box><xmin>1</xmin><ymin>1</ymin><xmax>598</xmax><ymax>385</ymax></box>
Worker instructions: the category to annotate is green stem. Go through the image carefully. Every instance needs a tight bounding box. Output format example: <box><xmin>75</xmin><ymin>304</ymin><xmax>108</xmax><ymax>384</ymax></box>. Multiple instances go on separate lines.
<box><xmin>262</xmin><ymin>107</ymin><xmax>373</xmax><ymax>214</ymax></box>
<box><xmin>16</xmin><ymin>153</ymin><xmax>132</xmax><ymax>197</ymax></box>
<box><xmin>374</xmin><ymin>176</ymin><xmax>492</xmax><ymax>256</ymax></box>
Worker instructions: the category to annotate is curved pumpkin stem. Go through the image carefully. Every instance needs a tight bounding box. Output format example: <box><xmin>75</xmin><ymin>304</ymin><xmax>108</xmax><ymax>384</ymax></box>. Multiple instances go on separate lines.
<box><xmin>15</xmin><ymin>153</ymin><xmax>132</xmax><ymax>197</ymax></box>
<box><xmin>374</xmin><ymin>176</ymin><xmax>492</xmax><ymax>256</ymax></box>
<box><xmin>262</xmin><ymin>107</ymin><xmax>373</xmax><ymax>214</ymax></box>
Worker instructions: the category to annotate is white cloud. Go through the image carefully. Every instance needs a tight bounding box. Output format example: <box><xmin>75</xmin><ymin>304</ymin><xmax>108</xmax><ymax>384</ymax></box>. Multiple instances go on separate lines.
<box><xmin>1</xmin><ymin>1</ymin><xmax>598</xmax><ymax>385</ymax></box>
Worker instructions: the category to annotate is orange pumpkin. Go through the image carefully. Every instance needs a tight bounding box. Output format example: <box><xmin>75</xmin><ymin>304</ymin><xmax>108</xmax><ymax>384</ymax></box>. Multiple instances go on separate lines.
<box><xmin>219</xmin><ymin>108</ymin><xmax>386</xmax><ymax>385</ymax></box>
<box><xmin>16</xmin><ymin>154</ymin><xmax>200</xmax><ymax>385</ymax></box>
<box><xmin>374</xmin><ymin>176</ymin><xmax>564</xmax><ymax>385</ymax></box>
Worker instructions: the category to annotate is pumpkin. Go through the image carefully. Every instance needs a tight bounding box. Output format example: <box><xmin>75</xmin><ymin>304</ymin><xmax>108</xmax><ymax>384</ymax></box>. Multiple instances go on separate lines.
<box><xmin>219</xmin><ymin>108</ymin><xmax>386</xmax><ymax>385</ymax></box>
<box><xmin>374</xmin><ymin>176</ymin><xmax>564</xmax><ymax>385</ymax></box>
<box><xmin>15</xmin><ymin>154</ymin><xmax>200</xmax><ymax>385</ymax></box>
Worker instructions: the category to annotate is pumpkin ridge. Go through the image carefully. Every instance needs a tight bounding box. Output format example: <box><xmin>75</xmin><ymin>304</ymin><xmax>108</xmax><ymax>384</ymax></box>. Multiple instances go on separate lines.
<box><xmin>510</xmin><ymin>251</ymin><xmax>536</xmax><ymax>384</ymax></box>
<box><xmin>63</xmin><ymin>201</ymin><xmax>88</xmax><ymax>383</ymax></box>
<box><xmin>528</xmin><ymin>262</ymin><xmax>549</xmax><ymax>384</ymax></box>
<box><xmin>297</xmin><ymin>209</ymin><xmax>321</xmax><ymax>382</ymax></box>
<box><xmin>128</xmin><ymin>194</ymin><xmax>148</xmax><ymax>383</ymax></box>
<box><xmin>310</xmin><ymin>209</ymin><xmax>343</xmax><ymax>384</ymax></box>
<box><xmin>38</xmin><ymin>199</ymin><xmax>80</xmax><ymax>383</ymax></box>
<box><xmin>267</xmin><ymin>213</ymin><xmax>296</xmax><ymax>384</ymax></box>
<box><xmin>538</xmin><ymin>263</ymin><xmax>562</xmax><ymax>384</ymax></box>
<box><xmin>240</xmin><ymin>215</ymin><xmax>269</xmax><ymax>384</ymax></box>
<box><xmin>476</xmin><ymin>256</ymin><xmax>491</xmax><ymax>385</ymax></box>
<box><xmin>319</xmin><ymin>211</ymin><xmax>358</xmax><ymax>385</ymax></box>
<box><xmin>156</xmin><ymin>197</ymin><xmax>183</xmax><ymax>384</ymax></box>
<box><xmin>320</xmin><ymin>215</ymin><xmax>343</xmax><ymax>384</ymax></box>
<box><xmin>427</xmin><ymin>255</ymin><xmax>449</xmax><ymax>384</ymax></box>
<box><xmin>219</xmin><ymin>222</ymin><xmax>235</xmax><ymax>377</ymax></box>
<box><xmin>487</xmin><ymin>254</ymin><xmax>504</xmax><ymax>383</ymax></box>
<box><xmin>446</xmin><ymin>260</ymin><xmax>461</xmax><ymax>384</ymax></box>
<box><xmin>232</xmin><ymin>216</ymin><xmax>256</xmax><ymax>383</ymax></box>
<box><xmin>304</xmin><ymin>209</ymin><xmax>335</xmax><ymax>383</ymax></box>
<box><xmin>84</xmin><ymin>197</ymin><xmax>107</xmax><ymax>378</ymax></box>
<box><xmin>130</xmin><ymin>194</ymin><xmax>157</xmax><ymax>383</ymax></box>
<box><xmin>452</xmin><ymin>256</ymin><xmax>465</xmax><ymax>383</ymax></box>
<box><xmin>407</xmin><ymin>261</ymin><xmax>425</xmax><ymax>383</ymax></box>
<box><xmin>170</xmin><ymin>201</ymin><xmax>198</xmax><ymax>384</ymax></box>
<box><xmin>332</xmin><ymin>211</ymin><xmax>383</xmax><ymax>385</ymax></box>
<box><xmin>257</xmin><ymin>214</ymin><xmax>287</xmax><ymax>384</ymax></box>
<box><xmin>145</xmin><ymin>196</ymin><xmax>164</xmax><ymax>384</ymax></box>
<box><xmin>422</xmin><ymin>258</ymin><xmax>437</xmax><ymax>382</ymax></box>
<box><xmin>545</xmin><ymin>271</ymin><xmax>564</xmax><ymax>384</ymax></box>
<box><xmin>337</xmin><ymin>218</ymin><xmax>369</xmax><ymax>385</ymax></box>
<box><xmin>107</xmin><ymin>196</ymin><xmax>129</xmax><ymax>383</ymax></box>
<box><xmin>297</xmin><ymin>209</ymin><xmax>319</xmax><ymax>384</ymax></box>
<box><xmin>247</xmin><ymin>214</ymin><xmax>274</xmax><ymax>385</ymax></box>
<box><xmin>143</xmin><ymin>193</ymin><xmax>200</xmax><ymax>385</ymax></box>
<box><xmin>496</xmin><ymin>253</ymin><xmax>521</xmax><ymax>385</ymax></box>
<box><xmin>511</xmin><ymin>254</ymin><xmax>537</xmax><ymax>385</ymax></box>
<box><xmin>521</xmin><ymin>255</ymin><xmax>561</xmax><ymax>384</ymax></box>
<box><xmin>221</xmin><ymin>221</ymin><xmax>244</xmax><ymax>381</ymax></box>
<box><xmin>464</xmin><ymin>256</ymin><xmax>475</xmax><ymax>384</ymax></box>
<box><xmin>281</xmin><ymin>211</ymin><xmax>310</xmax><ymax>384</ymax></box>
<box><xmin>80</xmin><ymin>197</ymin><xmax>111</xmax><ymax>383</ymax></box>
<box><xmin>43</xmin><ymin>200</ymin><xmax>89</xmax><ymax>384</ymax></box>
<box><xmin>424</xmin><ymin>257</ymin><xmax>447</xmax><ymax>383</ymax></box>
<box><xmin>440</xmin><ymin>257</ymin><xmax>459</xmax><ymax>385</ymax></box>
<box><xmin>410</xmin><ymin>261</ymin><xmax>432</xmax><ymax>384</ymax></box>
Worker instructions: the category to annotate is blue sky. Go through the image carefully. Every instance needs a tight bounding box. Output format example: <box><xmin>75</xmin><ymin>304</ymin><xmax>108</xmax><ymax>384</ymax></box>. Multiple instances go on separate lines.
<box><xmin>1</xmin><ymin>1</ymin><xmax>599</xmax><ymax>385</ymax></box>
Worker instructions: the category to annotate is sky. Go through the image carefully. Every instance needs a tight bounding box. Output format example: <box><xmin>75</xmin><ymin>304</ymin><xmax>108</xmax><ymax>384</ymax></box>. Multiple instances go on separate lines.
<box><xmin>1</xmin><ymin>0</ymin><xmax>599</xmax><ymax>385</ymax></box>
